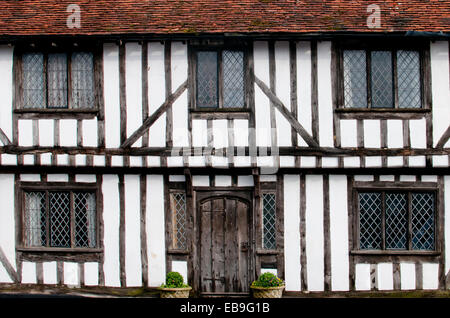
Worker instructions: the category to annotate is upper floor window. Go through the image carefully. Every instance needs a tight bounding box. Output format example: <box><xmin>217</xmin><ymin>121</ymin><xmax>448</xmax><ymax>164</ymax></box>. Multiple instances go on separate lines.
<box><xmin>15</xmin><ymin>44</ymin><xmax>101</xmax><ymax>112</ymax></box>
<box><xmin>336</xmin><ymin>41</ymin><xmax>430</xmax><ymax>112</ymax></box>
<box><xmin>194</xmin><ymin>48</ymin><xmax>246</xmax><ymax>110</ymax></box>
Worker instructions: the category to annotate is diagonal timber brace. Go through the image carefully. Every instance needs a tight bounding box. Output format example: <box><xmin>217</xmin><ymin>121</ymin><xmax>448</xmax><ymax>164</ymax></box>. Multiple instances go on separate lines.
<box><xmin>0</xmin><ymin>128</ymin><xmax>11</xmax><ymax>146</ymax></box>
<box><xmin>436</xmin><ymin>125</ymin><xmax>450</xmax><ymax>149</ymax></box>
<box><xmin>0</xmin><ymin>246</ymin><xmax>18</xmax><ymax>283</ymax></box>
<box><xmin>121</xmin><ymin>80</ymin><xmax>188</xmax><ymax>148</ymax></box>
<box><xmin>254</xmin><ymin>77</ymin><xmax>320</xmax><ymax>148</ymax></box>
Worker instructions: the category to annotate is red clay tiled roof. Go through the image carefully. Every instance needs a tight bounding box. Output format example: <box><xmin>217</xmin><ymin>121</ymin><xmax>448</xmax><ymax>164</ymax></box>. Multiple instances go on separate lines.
<box><xmin>0</xmin><ymin>0</ymin><xmax>449</xmax><ymax>36</ymax></box>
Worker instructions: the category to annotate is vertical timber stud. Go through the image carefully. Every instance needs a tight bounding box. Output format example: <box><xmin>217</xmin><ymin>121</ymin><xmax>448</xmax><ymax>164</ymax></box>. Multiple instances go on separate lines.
<box><xmin>14</xmin><ymin>173</ymin><xmax>22</xmax><ymax>283</ymax></box>
<box><xmin>118</xmin><ymin>174</ymin><xmax>126</xmax><ymax>287</ymax></box>
<box><xmin>184</xmin><ymin>168</ymin><xmax>194</xmax><ymax>287</ymax></box>
<box><xmin>323</xmin><ymin>174</ymin><xmax>331</xmax><ymax>291</ymax></box>
<box><xmin>393</xmin><ymin>262</ymin><xmax>401</xmax><ymax>291</ymax></box>
<box><xmin>247</xmin><ymin>41</ymin><xmax>257</xmax><ymax>168</ymax></box>
<box><xmin>164</xmin><ymin>174</ymin><xmax>171</xmax><ymax>274</ymax></box>
<box><xmin>95</xmin><ymin>44</ymin><xmax>106</xmax><ymax>151</ymax></box>
<box><xmin>438</xmin><ymin>175</ymin><xmax>446</xmax><ymax>289</ymax></box>
<box><xmin>311</xmin><ymin>41</ymin><xmax>321</xmax><ymax>167</ymax></box>
<box><xmin>165</xmin><ymin>41</ymin><xmax>173</xmax><ymax>168</ymax></box>
<box><xmin>289</xmin><ymin>41</ymin><xmax>299</xmax><ymax>167</ymax></box>
<box><xmin>268</xmin><ymin>41</ymin><xmax>279</xmax><ymax>169</ymax></box>
<box><xmin>97</xmin><ymin>174</ymin><xmax>105</xmax><ymax>286</ymax></box>
<box><xmin>347</xmin><ymin>175</ymin><xmax>355</xmax><ymax>291</ymax></box>
<box><xmin>415</xmin><ymin>262</ymin><xmax>423</xmax><ymax>290</ymax></box>
<box><xmin>276</xmin><ymin>174</ymin><xmax>285</xmax><ymax>279</ymax></box>
<box><xmin>141</xmin><ymin>41</ymin><xmax>149</xmax><ymax>167</ymax></box>
<box><xmin>140</xmin><ymin>174</ymin><xmax>149</xmax><ymax>286</ymax></box>
<box><xmin>299</xmin><ymin>174</ymin><xmax>307</xmax><ymax>291</ymax></box>
<box><xmin>119</xmin><ymin>42</ymin><xmax>129</xmax><ymax>167</ymax></box>
<box><xmin>380</xmin><ymin>120</ymin><xmax>388</xmax><ymax>167</ymax></box>
<box><xmin>331</xmin><ymin>41</ymin><xmax>342</xmax><ymax>168</ymax></box>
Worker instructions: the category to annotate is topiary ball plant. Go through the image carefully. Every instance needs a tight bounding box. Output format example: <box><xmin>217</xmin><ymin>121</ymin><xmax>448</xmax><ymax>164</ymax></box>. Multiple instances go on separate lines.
<box><xmin>162</xmin><ymin>271</ymin><xmax>188</xmax><ymax>288</ymax></box>
<box><xmin>251</xmin><ymin>272</ymin><xmax>285</xmax><ymax>288</ymax></box>
<box><xmin>250</xmin><ymin>272</ymin><xmax>285</xmax><ymax>298</ymax></box>
<box><xmin>158</xmin><ymin>272</ymin><xmax>192</xmax><ymax>298</ymax></box>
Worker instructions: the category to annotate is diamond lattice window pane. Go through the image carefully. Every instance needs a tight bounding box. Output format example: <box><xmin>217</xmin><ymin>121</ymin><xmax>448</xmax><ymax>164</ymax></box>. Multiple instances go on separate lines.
<box><xmin>223</xmin><ymin>50</ymin><xmax>245</xmax><ymax>108</ymax></box>
<box><xmin>49</xmin><ymin>192</ymin><xmax>71</xmax><ymax>247</ymax></box>
<box><xmin>371</xmin><ymin>51</ymin><xmax>394</xmax><ymax>108</ymax></box>
<box><xmin>359</xmin><ymin>192</ymin><xmax>382</xmax><ymax>249</ymax></box>
<box><xmin>47</xmin><ymin>53</ymin><xmax>68</xmax><ymax>108</ymax></box>
<box><xmin>397</xmin><ymin>50</ymin><xmax>421</xmax><ymax>109</ymax></box>
<box><xmin>71</xmin><ymin>52</ymin><xmax>95</xmax><ymax>109</ymax></box>
<box><xmin>22</xmin><ymin>53</ymin><xmax>45</xmax><ymax>108</ymax></box>
<box><xmin>24</xmin><ymin>191</ymin><xmax>46</xmax><ymax>247</ymax></box>
<box><xmin>196</xmin><ymin>51</ymin><xmax>218</xmax><ymax>108</ymax></box>
<box><xmin>343</xmin><ymin>50</ymin><xmax>367</xmax><ymax>108</ymax></box>
<box><xmin>385</xmin><ymin>193</ymin><xmax>408</xmax><ymax>249</ymax></box>
<box><xmin>411</xmin><ymin>193</ymin><xmax>435</xmax><ymax>250</ymax></box>
<box><xmin>171</xmin><ymin>192</ymin><xmax>187</xmax><ymax>250</ymax></box>
<box><xmin>74</xmin><ymin>192</ymin><xmax>96</xmax><ymax>248</ymax></box>
<box><xmin>262</xmin><ymin>193</ymin><xmax>276</xmax><ymax>250</ymax></box>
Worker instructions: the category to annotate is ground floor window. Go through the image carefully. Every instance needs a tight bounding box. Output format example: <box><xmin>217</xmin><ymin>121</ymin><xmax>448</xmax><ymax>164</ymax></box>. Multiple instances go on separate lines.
<box><xmin>358</xmin><ymin>190</ymin><xmax>435</xmax><ymax>251</ymax></box>
<box><xmin>22</xmin><ymin>187</ymin><xmax>97</xmax><ymax>249</ymax></box>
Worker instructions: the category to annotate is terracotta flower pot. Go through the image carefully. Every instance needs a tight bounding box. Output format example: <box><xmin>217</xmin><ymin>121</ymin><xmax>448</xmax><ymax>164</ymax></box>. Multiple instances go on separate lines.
<box><xmin>158</xmin><ymin>286</ymin><xmax>192</xmax><ymax>298</ymax></box>
<box><xmin>250</xmin><ymin>285</ymin><xmax>285</xmax><ymax>298</ymax></box>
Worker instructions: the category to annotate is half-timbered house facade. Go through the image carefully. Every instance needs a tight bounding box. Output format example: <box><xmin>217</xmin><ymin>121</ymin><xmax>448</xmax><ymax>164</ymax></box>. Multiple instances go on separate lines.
<box><xmin>0</xmin><ymin>0</ymin><xmax>449</xmax><ymax>296</ymax></box>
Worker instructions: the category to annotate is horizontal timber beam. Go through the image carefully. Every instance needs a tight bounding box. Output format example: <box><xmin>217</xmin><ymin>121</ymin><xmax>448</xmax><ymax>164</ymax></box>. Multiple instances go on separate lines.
<box><xmin>0</xmin><ymin>165</ymin><xmax>449</xmax><ymax>176</ymax></box>
<box><xmin>1</xmin><ymin>146</ymin><xmax>449</xmax><ymax>157</ymax></box>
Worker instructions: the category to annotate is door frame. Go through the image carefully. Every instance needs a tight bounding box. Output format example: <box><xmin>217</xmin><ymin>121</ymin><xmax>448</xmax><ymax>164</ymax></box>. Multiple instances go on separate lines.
<box><xmin>192</xmin><ymin>187</ymin><xmax>255</xmax><ymax>296</ymax></box>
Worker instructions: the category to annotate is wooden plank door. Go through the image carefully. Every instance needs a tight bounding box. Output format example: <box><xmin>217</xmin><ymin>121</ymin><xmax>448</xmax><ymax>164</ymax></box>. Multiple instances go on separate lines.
<box><xmin>199</xmin><ymin>196</ymin><xmax>250</xmax><ymax>295</ymax></box>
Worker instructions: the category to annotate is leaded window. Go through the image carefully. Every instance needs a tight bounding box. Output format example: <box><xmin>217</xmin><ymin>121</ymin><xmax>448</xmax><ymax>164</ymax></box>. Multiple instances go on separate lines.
<box><xmin>23</xmin><ymin>190</ymin><xmax>97</xmax><ymax>249</ymax></box>
<box><xmin>342</xmin><ymin>48</ymin><xmax>423</xmax><ymax>109</ymax></box>
<box><xmin>262</xmin><ymin>192</ymin><xmax>276</xmax><ymax>250</ymax></box>
<box><xmin>20</xmin><ymin>50</ymin><xmax>95</xmax><ymax>109</ymax></box>
<box><xmin>196</xmin><ymin>49</ymin><xmax>245</xmax><ymax>109</ymax></box>
<box><xmin>170</xmin><ymin>192</ymin><xmax>187</xmax><ymax>250</ymax></box>
<box><xmin>358</xmin><ymin>191</ymin><xmax>435</xmax><ymax>251</ymax></box>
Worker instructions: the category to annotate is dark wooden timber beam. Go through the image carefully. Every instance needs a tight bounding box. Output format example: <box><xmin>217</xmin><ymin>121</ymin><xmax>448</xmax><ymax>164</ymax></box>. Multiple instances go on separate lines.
<box><xmin>254</xmin><ymin>76</ymin><xmax>319</xmax><ymax>148</ymax></box>
<box><xmin>121</xmin><ymin>80</ymin><xmax>188</xmax><ymax>148</ymax></box>
<box><xmin>436</xmin><ymin>125</ymin><xmax>450</xmax><ymax>149</ymax></box>
<box><xmin>2</xmin><ymin>145</ymin><xmax>448</xmax><ymax>157</ymax></box>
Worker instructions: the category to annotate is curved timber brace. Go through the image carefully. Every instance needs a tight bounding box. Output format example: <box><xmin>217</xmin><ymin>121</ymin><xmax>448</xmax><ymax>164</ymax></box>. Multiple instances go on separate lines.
<box><xmin>120</xmin><ymin>80</ymin><xmax>188</xmax><ymax>148</ymax></box>
<box><xmin>0</xmin><ymin>246</ymin><xmax>18</xmax><ymax>283</ymax></box>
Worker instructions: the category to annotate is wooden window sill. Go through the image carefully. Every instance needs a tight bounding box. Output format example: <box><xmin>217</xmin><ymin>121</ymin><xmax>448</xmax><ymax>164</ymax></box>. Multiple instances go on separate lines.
<box><xmin>14</xmin><ymin>108</ymin><xmax>99</xmax><ymax>119</ymax></box>
<box><xmin>17</xmin><ymin>247</ymin><xmax>103</xmax><ymax>253</ymax></box>
<box><xmin>256</xmin><ymin>249</ymin><xmax>279</xmax><ymax>256</ymax></box>
<box><xmin>190</xmin><ymin>109</ymin><xmax>250</xmax><ymax>120</ymax></box>
<box><xmin>335</xmin><ymin>108</ymin><xmax>430</xmax><ymax>120</ymax></box>
<box><xmin>167</xmin><ymin>249</ymin><xmax>190</xmax><ymax>255</ymax></box>
<box><xmin>350</xmin><ymin>250</ymin><xmax>440</xmax><ymax>256</ymax></box>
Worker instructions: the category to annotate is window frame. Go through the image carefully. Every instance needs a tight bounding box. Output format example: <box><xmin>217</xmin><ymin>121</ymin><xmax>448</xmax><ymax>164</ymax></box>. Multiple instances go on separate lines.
<box><xmin>351</xmin><ymin>181</ymin><xmax>441</xmax><ymax>257</ymax></box>
<box><xmin>333</xmin><ymin>39</ymin><xmax>432</xmax><ymax>119</ymax></box>
<box><xmin>261</xmin><ymin>191</ymin><xmax>277</xmax><ymax>251</ymax></box>
<box><xmin>17</xmin><ymin>181</ymin><xmax>102</xmax><ymax>257</ymax></box>
<box><xmin>168</xmin><ymin>189</ymin><xmax>188</xmax><ymax>252</ymax></box>
<box><xmin>13</xmin><ymin>42</ymin><xmax>102</xmax><ymax>118</ymax></box>
<box><xmin>188</xmin><ymin>42</ymin><xmax>251</xmax><ymax>118</ymax></box>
